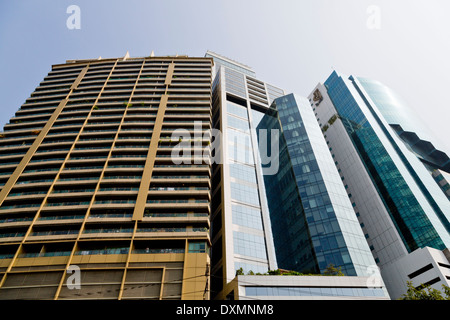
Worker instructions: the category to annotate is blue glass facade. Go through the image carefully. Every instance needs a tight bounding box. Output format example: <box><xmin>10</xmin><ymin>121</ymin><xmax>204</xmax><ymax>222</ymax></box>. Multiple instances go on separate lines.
<box><xmin>257</xmin><ymin>94</ymin><xmax>375</xmax><ymax>276</ymax></box>
<box><xmin>225</xmin><ymin>100</ymin><xmax>273</xmax><ymax>274</ymax></box>
<box><xmin>245</xmin><ymin>285</ymin><xmax>386</xmax><ymax>298</ymax></box>
<box><xmin>353</xmin><ymin>76</ymin><xmax>450</xmax><ymax>236</ymax></box>
<box><xmin>356</xmin><ymin>77</ymin><xmax>450</xmax><ymax>173</ymax></box>
<box><xmin>257</xmin><ymin>101</ymin><xmax>317</xmax><ymax>273</ymax></box>
<box><xmin>324</xmin><ymin>71</ymin><xmax>448</xmax><ymax>252</ymax></box>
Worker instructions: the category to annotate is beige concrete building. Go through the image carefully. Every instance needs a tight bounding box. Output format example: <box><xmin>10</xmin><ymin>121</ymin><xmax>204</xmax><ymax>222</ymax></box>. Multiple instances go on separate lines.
<box><xmin>0</xmin><ymin>53</ymin><xmax>213</xmax><ymax>300</ymax></box>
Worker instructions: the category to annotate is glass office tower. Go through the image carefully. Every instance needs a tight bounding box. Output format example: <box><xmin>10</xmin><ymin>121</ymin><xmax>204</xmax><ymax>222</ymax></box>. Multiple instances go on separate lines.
<box><xmin>257</xmin><ymin>93</ymin><xmax>377</xmax><ymax>277</ymax></box>
<box><xmin>309</xmin><ymin>71</ymin><xmax>450</xmax><ymax>296</ymax></box>
<box><xmin>356</xmin><ymin>77</ymin><xmax>450</xmax><ymax>200</ymax></box>
<box><xmin>0</xmin><ymin>54</ymin><xmax>213</xmax><ymax>300</ymax></box>
<box><xmin>205</xmin><ymin>51</ymin><xmax>285</xmax><ymax>298</ymax></box>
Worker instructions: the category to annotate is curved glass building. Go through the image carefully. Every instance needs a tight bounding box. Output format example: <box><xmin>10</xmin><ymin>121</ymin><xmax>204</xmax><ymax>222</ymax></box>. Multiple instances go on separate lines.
<box><xmin>309</xmin><ymin>71</ymin><xmax>450</xmax><ymax>298</ymax></box>
<box><xmin>357</xmin><ymin>77</ymin><xmax>450</xmax><ymax>174</ymax></box>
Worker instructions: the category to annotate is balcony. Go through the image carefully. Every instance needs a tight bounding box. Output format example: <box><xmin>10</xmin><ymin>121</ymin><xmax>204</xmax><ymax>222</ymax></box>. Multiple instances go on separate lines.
<box><xmin>134</xmin><ymin>226</ymin><xmax>209</xmax><ymax>240</ymax></box>
<box><xmin>3</xmin><ymin>120</ymin><xmax>47</xmax><ymax>131</ymax></box>
<box><xmin>27</xmin><ymin>229</ymin><xmax>79</xmax><ymax>241</ymax></box>
<box><xmin>80</xmin><ymin>226</ymin><xmax>134</xmax><ymax>239</ymax></box>
<box><xmin>34</xmin><ymin>215</ymin><xmax>85</xmax><ymax>227</ymax></box>
<box><xmin>0</xmin><ymin>216</ymin><xmax>33</xmax><ymax>228</ymax></box>
<box><xmin>0</xmin><ymin>231</ymin><xmax>26</xmax><ymax>242</ymax></box>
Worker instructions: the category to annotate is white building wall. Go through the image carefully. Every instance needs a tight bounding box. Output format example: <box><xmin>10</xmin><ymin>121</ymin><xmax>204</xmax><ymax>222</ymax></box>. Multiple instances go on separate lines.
<box><xmin>380</xmin><ymin>246</ymin><xmax>450</xmax><ymax>299</ymax></box>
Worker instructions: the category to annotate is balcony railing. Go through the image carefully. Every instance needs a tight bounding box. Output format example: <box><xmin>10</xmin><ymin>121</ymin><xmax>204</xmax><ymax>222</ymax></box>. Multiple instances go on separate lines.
<box><xmin>30</xmin><ymin>229</ymin><xmax>79</xmax><ymax>236</ymax></box>
<box><xmin>19</xmin><ymin>251</ymin><xmax>72</xmax><ymax>258</ymax></box>
<box><xmin>132</xmin><ymin>248</ymin><xmax>184</xmax><ymax>254</ymax></box>
<box><xmin>45</xmin><ymin>201</ymin><xmax>91</xmax><ymax>207</ymax></box>
<box><xmin>83</xmin><ymin>228</ymin><xmax>133</xmax><ymax>234</ymax></box>
<box><xmin>74</xmin><ymin>248</ymin><xmax>129</xmax><ymax>255</ymax></box>
<box><xmin>146</xmin><ymin>199</ymin><xmax>208</xmax><ymax>204</ymax></box>
<box><xmin>88</xmin><ymin>213</ymin><xmax>132</xmax><ymax>219</ymax></box>
<box><xmin>38</xmin><ymin>215</ymin><xmax>85</xmax><ymax>221</ymax></box>
<box><xmin>0</xmin><ymin>232</ymin><xmax>26</xmax><ymax>238</ymax></box>
<box><xmin>0</xmin><ymin>217</ymin><xmax>33</xmax><ymax>223</ymax></box>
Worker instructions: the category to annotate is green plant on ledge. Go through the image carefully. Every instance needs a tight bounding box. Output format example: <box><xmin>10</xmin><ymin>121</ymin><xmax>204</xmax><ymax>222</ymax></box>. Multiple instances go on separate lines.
<box><xmin>235</xmin><ymin>264</ymin><xmax>345</xmax><ymax>277</ymax></box>
<box><xmin>399</xmin><ymin>281</ymin><xmax>450</xmax><ymax>300</ymax></box>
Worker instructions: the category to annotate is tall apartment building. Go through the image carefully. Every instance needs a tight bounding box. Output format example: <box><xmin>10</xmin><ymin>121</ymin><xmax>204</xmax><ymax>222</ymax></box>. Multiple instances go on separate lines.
<box><xmin>309</xmin><ymin>71</ymin><xmax>450</xmax><ymax>298</ymax></box>
<box><xmin>206</xmin><ymin>51</ymin><xmax>286</xmax><ymax>298</ymax></box>
<box><xmin>0</xmin><ymin>53</ymin><xmax>213</xmax><ymax>300</ymax></box>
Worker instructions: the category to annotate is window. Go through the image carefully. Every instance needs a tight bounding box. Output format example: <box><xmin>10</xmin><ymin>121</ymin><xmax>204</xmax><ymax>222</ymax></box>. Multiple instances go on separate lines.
<box><xmin>230</xmin><ymin>182</ymin><xmax>260</xmax><ymax>205</ymax></box>
<box><xmin>188</xmin><ymin>241</ymin><xmax>207</xmax><ymax>253</ymax></box>
<box><xmin>245</xmin><ymin>286</ymin><xmax>385</xmax><ymax>297</ymax></box>
<box><xmin>227</xmin><ymin>102</ymin><xmax>248</xmax><ymax>119</ymax></box>
<box><xmin>234</xmin><ymin>262</ymin><xmax>268</xmax><ymax>275</ymax></box>
<box><xmin>232</xmin><ymin>204</ymin><xmax>263</xmax><ymax>230</ymax></box>
<box><xmin>407</xmin><ymin>263</ymin><xmax>434</xmax><ymax>279</ymax></box>
<box><xmin>438</xmin><ymin>262</ymin><xmax>450</xmax><ymax>269</ymax></box>
<box><xmin>229</xmin><ymin>164</ymin><xmax>257</xmax><ymax>183</ymax></box>
<box><xmin>233</xmin><ymin>231</ymin><xmax>267</xmax><ymax>259</ymax></box>
<box><xmin>227</xmin><ymin>114</ymin><xmax>249</xmax><ymax>131</ymax></box>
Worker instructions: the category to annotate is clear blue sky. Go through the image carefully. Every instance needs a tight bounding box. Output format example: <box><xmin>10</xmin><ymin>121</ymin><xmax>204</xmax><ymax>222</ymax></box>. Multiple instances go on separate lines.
<box><xmin>1</xmin><ymin>0</ymin><xmax>449</xmax><ymax>152</ymax></box>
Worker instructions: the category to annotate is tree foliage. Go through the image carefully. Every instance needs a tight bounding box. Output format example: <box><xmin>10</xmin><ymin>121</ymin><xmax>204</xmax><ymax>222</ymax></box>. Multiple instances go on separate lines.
<box><xmin>400</xmin><ymin>281</ymin><xmax>450</xmax><ymax>300</ymax></box>
<box><xmin>323</xmin><ymin>264</ymin><xmax>345</xmax><ymax>276</ymax></box>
